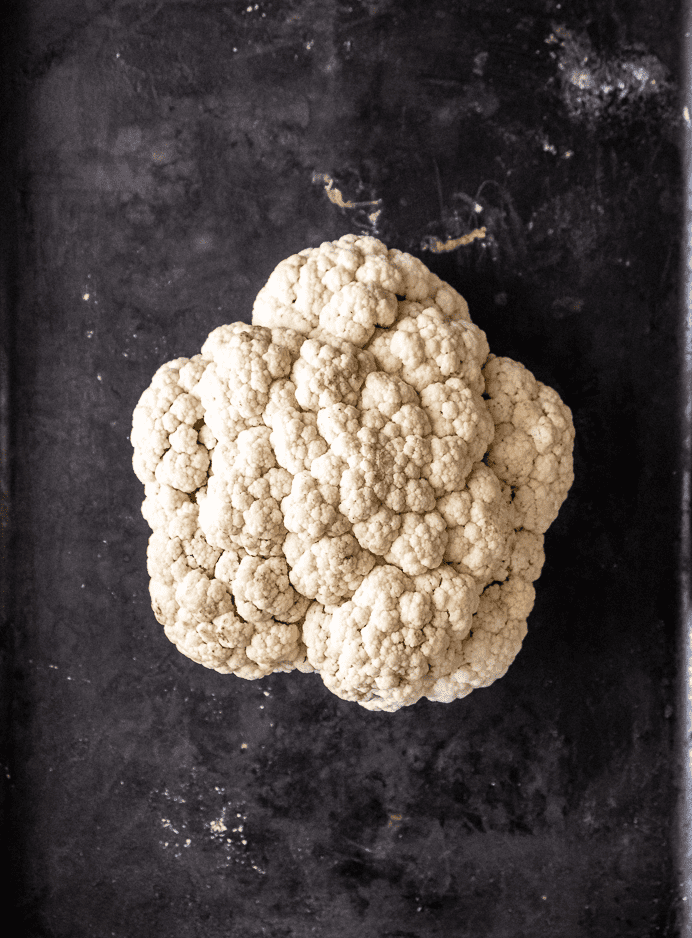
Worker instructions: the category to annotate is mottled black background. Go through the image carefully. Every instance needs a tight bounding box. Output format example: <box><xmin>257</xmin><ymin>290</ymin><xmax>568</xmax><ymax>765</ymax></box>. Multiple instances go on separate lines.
<box><xmin>0</xmin><ymin>0</ymin><xmax>685</xmax><ymax>935</ymax></box>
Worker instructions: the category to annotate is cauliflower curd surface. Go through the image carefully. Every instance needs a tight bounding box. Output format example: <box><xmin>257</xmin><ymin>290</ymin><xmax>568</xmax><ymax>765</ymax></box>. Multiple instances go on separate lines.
<box><xmin>131</xmin><ymin>234</ymin><xmax>574</xmax><ymax>711</ymax></box>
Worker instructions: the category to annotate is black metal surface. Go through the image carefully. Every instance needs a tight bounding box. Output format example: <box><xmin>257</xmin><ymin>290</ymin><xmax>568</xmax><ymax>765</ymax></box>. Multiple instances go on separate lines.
<box><xmin>1</xmin><ymin>1</ymin><xmax>685</xmax><ymax>935</ymax></box>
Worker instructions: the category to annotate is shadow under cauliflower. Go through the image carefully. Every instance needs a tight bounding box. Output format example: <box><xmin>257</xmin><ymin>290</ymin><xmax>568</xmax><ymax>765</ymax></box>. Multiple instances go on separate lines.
<box><xmin>131</xmin><ymin>233</ymin><xmax>575</xmax><ymax>712</ymax></box>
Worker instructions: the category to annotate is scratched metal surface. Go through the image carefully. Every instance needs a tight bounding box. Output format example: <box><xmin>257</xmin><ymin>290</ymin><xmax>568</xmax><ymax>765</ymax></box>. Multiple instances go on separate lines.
<box><xmin>1</xmin><ymin>1</ymin><xmax>685</xmax><ymax>935</ymax></box>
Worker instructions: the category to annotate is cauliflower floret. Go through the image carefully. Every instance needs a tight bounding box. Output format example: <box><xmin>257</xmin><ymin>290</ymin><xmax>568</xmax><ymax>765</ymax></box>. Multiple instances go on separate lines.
<box><xmin>233</xmin><ymin>555</ymin><xmax>310</xmax><ymax>624</ymax></box>
<box><xmin>132</xmin><ymin>358</ymin><xmax>211</xmax><ymax>492</ymax></box>
<box><xmin>452</xmin><ymin>577</ymin><xmax>534</xmax><ymax>687</ymax></box>
<box><xmin>368</xmin><ymin>306</ymin><xmax>490</xmax><ymax>394</ymax></box>
<box><xmin>132</xmin><ymin>233</ymin><xmax>574</xmax><ymax>710</ymax></box>
<box><xmin>303</xmin><ymin>566</ymin><xmax>432</xmax><ymax>707</ymax></box>
<box><xmin>246</xmin><ymin>622</ymin><xmax>303</xmax><ymax>668</ymax></box>
<box><xmin>438</xmin><ymin>464</ymin><xmax>515</xmax><ymax>587</ymax></box>
<box><xmin>141</xmin><ymin>481</ymin><xmax>191</xmax><ymax>534</ymax></box>
<box><xmin>292</xmin><ymin>337</ymin><xmax>375</xmax><ymax>411</ymax></box>
<box><xmin>214</xmin><ymin>547</ymin><xmax>246</xmax><ymax>586</ymax></box>
<box><xmin>304</xmin><ymin>564</ymin><xmax>481</xmax><ymax>712</ymax></box>
<box><xmin>319</xmin><ymin>280</ymin><xmax>398</xmax><ymax>347</ymax></box>
<box><xmin>175</xmin><ymin>569</ymin><xmax>234</xmax><ymax>624</ymax></box>
<box><xmin>155</xmin><ymin>444</ymin><xmax>210</xmax><ymax>494</ymax></box>
<box><xmin>359</xmin><ymin>370</ymin><xmax>420</xmax><ymax>417</ymax></box>
<box><xmin>483</xmin><ymin>356</ymin><xmax>575</xmax><ymax>533</ymax></box>
<box><xmin>270</xmin><ymin>408</ymin><xmax>328</xmax><ymax>474</ymax></box>
<box><xmin>281</xmin><ymin>470</ymin><xmax>348</xmax><ymax>539</ymax></box>
<box><xmin>508</xmin><ymin>529</ymin><xmax>545</xmax><ymax>582</ymax></box>
<box><xmin>287</xmin><ymin>533</ymin><xmax>377</xmax><ymax>605</ymax></box>
<box><xmin>201</xmin><ymin>321</ymin><xmax>294</xmax><ymax>419</ymax></box>
<box><xmin>422</xmin><ymin>436</ymin><xmax>473</xmax><ymax>495</ymax></box>
<box><xmin>383</xmin><ymin>511</ymin><xmax>448</xmax><ymax>576</ymax></box>
<box><xmin>252</xmin><ymin>252</ymin><xmax>314</xmax><ymax>333</ymax></box>
<box><xmin>388</xmin><ymin>248</ymin><xmax>438</xmax><ymax>302</ymax></box>
<box><xmin>196</xmin><ymin>364</ymin><xmax>259</xmax><ymax>445</ymax></box>
<box><xmin>198</xmin><ymin>437</ymin><xmax>287</xmax><ymax>557</ymax></box>
<box><xmin>163</xmin><ymin>611</ymin><xmax>249</xmax><ymax>674</ymax></box>
<box><xmin>420</xmin><ymin>378</ymin><xmax>494</xmax><ymax>459</ymax></box>
<box><xmin>352</xmin><ymin>505</ymin><xmax>402</xmax><ymax>555</ymax></box>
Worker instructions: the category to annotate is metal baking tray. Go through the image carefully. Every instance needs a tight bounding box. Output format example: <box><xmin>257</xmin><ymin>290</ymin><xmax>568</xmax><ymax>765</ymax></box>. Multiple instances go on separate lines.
<box><xmin>2</xmin><ymin>1</ymin><xmax>689</xmax><ymax>934</ymax></box>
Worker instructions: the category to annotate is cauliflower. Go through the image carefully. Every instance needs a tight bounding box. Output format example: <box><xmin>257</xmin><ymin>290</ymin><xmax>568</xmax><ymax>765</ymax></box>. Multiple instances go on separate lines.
<box><xmin>131</xmin><ymin>234</ymin><xmax>575</xmax><ymax>711</ymax></box>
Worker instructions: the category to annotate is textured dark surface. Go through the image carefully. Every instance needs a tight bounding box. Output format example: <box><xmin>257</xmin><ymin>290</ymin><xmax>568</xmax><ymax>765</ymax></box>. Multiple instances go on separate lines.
<box><xmin>1</xmin><ymin>0</ymin><xmax>684</xmax><ymax>935</ymax></box>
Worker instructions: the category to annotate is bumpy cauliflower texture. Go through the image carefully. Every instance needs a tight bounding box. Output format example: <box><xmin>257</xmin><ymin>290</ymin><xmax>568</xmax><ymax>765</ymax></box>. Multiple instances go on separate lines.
<box><xmin>131</xmin><ymin>234</ymin><xmax>574</xmax><ymax>711</ymax></box>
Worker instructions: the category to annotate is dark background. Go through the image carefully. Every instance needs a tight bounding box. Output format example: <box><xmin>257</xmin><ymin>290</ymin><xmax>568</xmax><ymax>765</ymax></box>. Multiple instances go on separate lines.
<box><xmin>0</xmin><ymin>0</ymin><xmax>685</xmax><ymax>935</ymax></box>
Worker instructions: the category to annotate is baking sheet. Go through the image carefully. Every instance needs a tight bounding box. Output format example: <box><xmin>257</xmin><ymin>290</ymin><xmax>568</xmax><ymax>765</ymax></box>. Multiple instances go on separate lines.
<box><xmin>1</xmin><ymin>1</ymin><xmax>687</xmax><ymax>934</ymax></box>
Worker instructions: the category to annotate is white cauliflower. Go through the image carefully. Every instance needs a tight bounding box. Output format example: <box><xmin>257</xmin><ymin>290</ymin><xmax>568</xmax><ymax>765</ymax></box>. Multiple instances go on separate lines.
<box><xmin>131</xmin><ymin>233</ymin><xmax>575</xmax><ymax>711</ymax></box>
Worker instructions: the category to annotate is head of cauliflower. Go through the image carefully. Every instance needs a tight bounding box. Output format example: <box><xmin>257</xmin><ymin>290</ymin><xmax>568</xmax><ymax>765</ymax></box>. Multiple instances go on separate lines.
<box><xmin>131</xmin><ymin>234</ymin><xmax>574</xmax><ymax>711</ymax></box>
